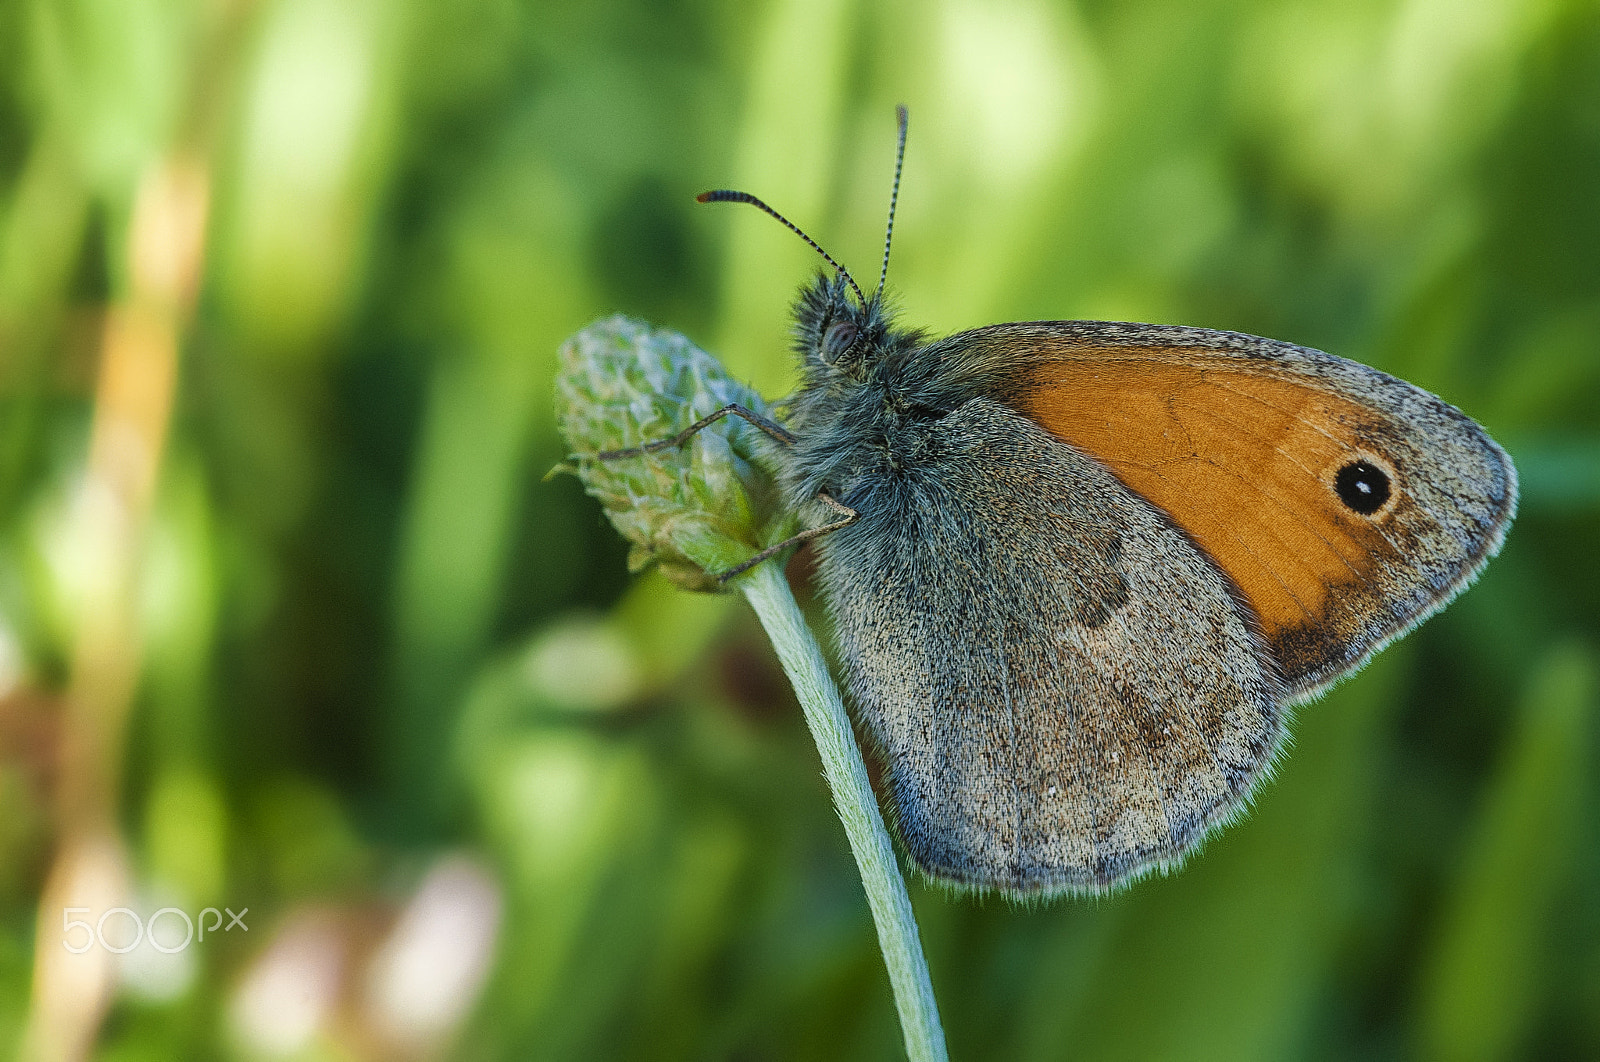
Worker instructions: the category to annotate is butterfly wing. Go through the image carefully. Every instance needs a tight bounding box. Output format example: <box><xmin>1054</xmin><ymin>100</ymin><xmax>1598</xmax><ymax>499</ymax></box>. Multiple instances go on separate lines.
<box><xmin>815</xmin><ymin>321</ymin><xmax>1512</xmax><ymax>894</ymax></box>
<box><xmin>816</xmin><ymin>397</ymin><xmax>1287</xmax><ymax>895</ymax></box>
<box><xmin>948</xmin><ymin>321</ymin><xmax>1518</xmax><ymax>698</ymax></box>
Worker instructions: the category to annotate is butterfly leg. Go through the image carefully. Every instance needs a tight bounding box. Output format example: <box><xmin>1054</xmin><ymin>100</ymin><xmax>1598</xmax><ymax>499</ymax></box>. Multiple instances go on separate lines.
<box><xmin>718</xmin><ymin>492</ymin><xmax>858</xmax><ymax>583</ymax></box>
<box><xmin>596</xmin><ymin>403</ymin><xmax>796</xmax><ymax>459</ymax></box>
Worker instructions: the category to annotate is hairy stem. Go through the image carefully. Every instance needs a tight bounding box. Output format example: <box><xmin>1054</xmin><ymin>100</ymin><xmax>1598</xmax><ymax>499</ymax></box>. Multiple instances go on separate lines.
<box><xmin>739</xmin><ymin>560</ymin><xmax>947</xmax><ymax>1062</ymax></box>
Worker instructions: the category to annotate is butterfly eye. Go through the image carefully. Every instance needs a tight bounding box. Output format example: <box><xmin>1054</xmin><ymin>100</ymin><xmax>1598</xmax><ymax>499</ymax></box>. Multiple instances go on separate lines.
<box><xmin>820</xmin><ymin>321</ymin><xmax>860</xmax><ymax>365</ymax></box>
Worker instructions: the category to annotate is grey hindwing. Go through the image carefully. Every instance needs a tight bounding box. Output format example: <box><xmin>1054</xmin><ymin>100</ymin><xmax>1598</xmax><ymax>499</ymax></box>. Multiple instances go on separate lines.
<box><xmin>814</xmin><ymin>397</ymin><xmax>1289</xmax><ymax>895</ymax></box>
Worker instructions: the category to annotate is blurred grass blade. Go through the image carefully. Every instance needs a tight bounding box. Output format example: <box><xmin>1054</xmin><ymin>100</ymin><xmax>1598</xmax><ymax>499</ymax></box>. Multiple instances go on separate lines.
<box><xmin>1415</xmin><ymin>641</ymin><xmax>1596</xmax><ymax>1062</ymax></box>
<box><xmin>390</xmin><ymin>346</ymin><xmax>542</xmax><ymax>836</ymax></box>
<box><xmin>0</xmin><ymin>137</ymin><xmax>88</xmax><ymax>519</ymax></box>
<box><xmin>713</xmin><ymin>0</ymin><xmax>852</xmax><ymax>394</ymax></box>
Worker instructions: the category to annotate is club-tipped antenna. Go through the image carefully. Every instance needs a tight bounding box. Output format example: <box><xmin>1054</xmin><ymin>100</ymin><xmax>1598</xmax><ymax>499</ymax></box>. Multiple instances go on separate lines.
<box><xmin>696</xmin><ymin>189</ymin><xmax>867</xmax><ymax>307</ymax></box>
<box><xmin>877</xmin><ymin>105</ymin><xmax>908</xmax><ymax>301</ymax></box>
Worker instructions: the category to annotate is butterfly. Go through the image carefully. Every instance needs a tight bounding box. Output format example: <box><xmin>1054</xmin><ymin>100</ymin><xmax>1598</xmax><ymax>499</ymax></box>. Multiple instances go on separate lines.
<box><xmin>612</xmin><ymin>106</ymin><xmax>1516</xmax><ymax>896</ymax></box>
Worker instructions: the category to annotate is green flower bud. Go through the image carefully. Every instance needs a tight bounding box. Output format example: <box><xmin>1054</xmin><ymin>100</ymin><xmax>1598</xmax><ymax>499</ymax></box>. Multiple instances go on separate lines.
<box><xmin>554</xmin><ymin>316</ymin><xmax>799</xmax><ymax>592</ymax></box>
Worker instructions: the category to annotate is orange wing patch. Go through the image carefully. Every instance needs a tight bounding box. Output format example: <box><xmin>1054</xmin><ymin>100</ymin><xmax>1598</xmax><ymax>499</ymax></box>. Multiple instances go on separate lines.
<box><xmin>1017</xmin><ymin>349</ymin><xmax>1404</xmax><ymax>660</ymax></box>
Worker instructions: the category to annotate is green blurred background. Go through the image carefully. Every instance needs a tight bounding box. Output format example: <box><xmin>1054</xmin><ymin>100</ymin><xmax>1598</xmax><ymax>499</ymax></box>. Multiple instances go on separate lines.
<box><xmin>1</xmin><ymin>0</ymin><xmax>1597</xmax><ymax>1058</ymax></box>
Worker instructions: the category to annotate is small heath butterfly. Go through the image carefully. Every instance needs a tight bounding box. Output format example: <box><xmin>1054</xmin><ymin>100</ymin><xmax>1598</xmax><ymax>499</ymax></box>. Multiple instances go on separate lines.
<box><xmin>629</xmin><ymin>107</ymin><xmax>1516</xmax><ymax>896</ymax></box>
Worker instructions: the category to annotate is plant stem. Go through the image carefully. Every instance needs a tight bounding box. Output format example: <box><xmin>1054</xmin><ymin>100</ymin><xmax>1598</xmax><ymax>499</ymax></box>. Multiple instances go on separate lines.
<box><xmin>739</xmin><ymin>560</ymin><xmax>948</xmax><ymax>1062</ymax></box>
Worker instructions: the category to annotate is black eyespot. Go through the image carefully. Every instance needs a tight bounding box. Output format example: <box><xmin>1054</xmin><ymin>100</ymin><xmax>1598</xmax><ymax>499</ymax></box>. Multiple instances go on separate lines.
<box><xmin>821</xmin><ymin>321</ymin><xmax>859</xmax><ymax>364</ymax></box>
<box><xmin>1335</xmin><ymin>460</ymin><xmax>1391</xmax><ymax>515</ymax></box>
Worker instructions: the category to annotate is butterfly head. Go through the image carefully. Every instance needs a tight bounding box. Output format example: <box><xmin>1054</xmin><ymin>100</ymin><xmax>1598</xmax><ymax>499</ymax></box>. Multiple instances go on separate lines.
<box><xmin>791</xmin><ymin>272</ymin><xmax>895</xmax><ymax>379</ymax></box>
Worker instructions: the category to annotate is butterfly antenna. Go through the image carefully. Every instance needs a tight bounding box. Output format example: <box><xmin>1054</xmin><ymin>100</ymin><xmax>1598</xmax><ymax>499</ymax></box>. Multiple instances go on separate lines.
<box><xmin>696</xmin><ymin>189</ymin><xmax>867</xmax><ymax>306</ymax></box>
<box><xmin>877</xmin><ymin>105</ymin><xmax>908</xmax><ymax>302</ymax></box>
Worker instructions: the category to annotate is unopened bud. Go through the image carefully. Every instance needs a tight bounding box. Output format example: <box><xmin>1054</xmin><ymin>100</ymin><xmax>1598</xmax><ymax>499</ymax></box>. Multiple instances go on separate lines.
<box><xmin>554</xmin><ymin>316</ymin><xmax>797</xmax><ymax>592</ymax></box>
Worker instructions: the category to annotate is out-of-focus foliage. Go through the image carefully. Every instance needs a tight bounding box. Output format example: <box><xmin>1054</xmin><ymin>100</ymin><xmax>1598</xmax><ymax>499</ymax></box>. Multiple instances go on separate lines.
<box><xmin>0</xmin><ymin>0</ymin><xmax>1596</xmax><ymax>1059</ymax></box>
